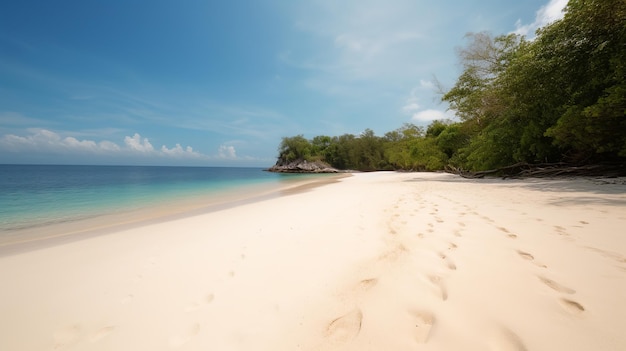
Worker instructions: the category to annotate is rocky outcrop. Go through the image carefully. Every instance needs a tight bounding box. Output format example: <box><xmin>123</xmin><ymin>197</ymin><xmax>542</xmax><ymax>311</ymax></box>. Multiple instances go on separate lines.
<box><xmin>267</xmin><ymin>159</ymin><xmax>341</xmax><ymax>173</ymax></box>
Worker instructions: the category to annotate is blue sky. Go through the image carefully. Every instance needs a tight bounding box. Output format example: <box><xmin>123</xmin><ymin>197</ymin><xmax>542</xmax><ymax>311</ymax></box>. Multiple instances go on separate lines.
<box><xmin>0</xmin><ymin>0</ymin><xmax>567</xmax><ymax>166</ymax></box>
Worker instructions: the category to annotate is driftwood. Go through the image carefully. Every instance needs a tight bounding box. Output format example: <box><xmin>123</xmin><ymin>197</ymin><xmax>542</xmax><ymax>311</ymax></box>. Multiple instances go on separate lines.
<box><xmin>447</xmin><ymin>162</ymin><xmax>626</xmax><ymax>179</ymax></box>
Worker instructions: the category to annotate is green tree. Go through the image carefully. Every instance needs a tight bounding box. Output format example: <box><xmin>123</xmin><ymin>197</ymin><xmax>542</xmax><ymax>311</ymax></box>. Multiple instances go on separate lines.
<box><xmin>311</xmin><ymin>135</ymin><xmax>332</xmax><ymax>160</ymax></box>
<box><xmin>443</xmin><ymin>32</ymin><xmax>522</xmax><ymax>126</ymax></box>
<box><xmin>435</xmin><ymin>122</ymin><xmax>469</xmax><ymax>160</ymax></box>
<box><xmin>354</xmin><ymin>129</ymin><xmax>386</xmax><ymax>170</ymax></box>
<box><xmin>410</xmin><ymin>138</ymin><xmax>448</xmax><ymax>171</ymax></box>
<box><xmin>442</xmin><ymin>32</ymin><xmax>524</xmax><ymax>170</ymax></box>
<box><xmin>325</xmin><ymin>134</ymin><xmax>357</xmax><ymax>169</ymax></box>
<box><xmin>277</xmin><ymin>135</ymin><xmax>312</xmax><ymax>163</ymax></box>
<box><xmin>383</xmin><ymin>124</ymin><xmax>424</xmax><ymax>170</ymax></box>
<box><xmin>542</xmin><ymin>0</ymin><xmax>626</xmax><ymax>161</ymax></box>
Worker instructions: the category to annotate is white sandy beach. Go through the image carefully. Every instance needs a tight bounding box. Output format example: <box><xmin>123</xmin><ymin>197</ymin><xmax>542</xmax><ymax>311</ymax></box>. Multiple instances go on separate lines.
<box><xmin>1</xmin><ymin>172</ymin><xmax>625</xmax><ymax>350</ymax></box>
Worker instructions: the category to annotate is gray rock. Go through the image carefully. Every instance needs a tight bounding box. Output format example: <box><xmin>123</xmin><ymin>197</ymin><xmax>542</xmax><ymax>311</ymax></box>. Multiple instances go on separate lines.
<box><xmin>267</xmin><ymin>159</ymin><xmax>340</xmax><ymax>173</ymax></box>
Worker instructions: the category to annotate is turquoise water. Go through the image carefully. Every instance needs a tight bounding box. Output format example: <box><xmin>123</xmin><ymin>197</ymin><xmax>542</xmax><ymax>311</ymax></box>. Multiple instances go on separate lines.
<box><xmin>0</xmin><ymin>165</ymin><xmax>307</xmax><ymax>232</ymax></box>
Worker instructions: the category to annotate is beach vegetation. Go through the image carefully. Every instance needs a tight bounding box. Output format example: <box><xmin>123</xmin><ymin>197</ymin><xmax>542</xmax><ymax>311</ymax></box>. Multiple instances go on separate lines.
<box><xmin>274</xmin><ymin>0</ymin><xmax>625</xmax><ymax>173</ymax></box>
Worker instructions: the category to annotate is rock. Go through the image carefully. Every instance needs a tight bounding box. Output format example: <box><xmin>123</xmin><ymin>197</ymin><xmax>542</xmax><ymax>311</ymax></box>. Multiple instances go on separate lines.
<box><xmin>266</xmin><ymin>159</ymin><xmax>340</xmax><ymax>173</ymax></box>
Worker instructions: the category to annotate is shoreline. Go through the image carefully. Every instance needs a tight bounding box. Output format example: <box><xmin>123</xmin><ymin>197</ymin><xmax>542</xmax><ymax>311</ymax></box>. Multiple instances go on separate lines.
<box><xmin>0</xmin><ymin>172</ymin><xmax>624</xmax><ymax>350</ymax></box>
<box><xmin>0</xmin><ymin>173</ymin><xmax>348</xmax><ymax>256</ymax></box>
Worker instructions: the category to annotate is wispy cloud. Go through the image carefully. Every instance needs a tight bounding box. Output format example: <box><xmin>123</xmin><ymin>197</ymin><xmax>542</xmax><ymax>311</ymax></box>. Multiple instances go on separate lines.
<box><xmin>513</xmin><ymin>0</ymin><xmax>567</xmax><ymax>37</ymax></box>
<box><xmin>283</xmin><ymin>0</ymin><xmax>442</xmax><ymax>86</ymax></box>
<box><xmin>166</xmin><ymin>101</ymin><xmax>299</xmax><ymax>145</ymax></box>
<box><xmin>402</xmin><ymin>88</ymin><xmax>421</xmax><ymax>115</ymax></box>
<box><xmin>0</xmin><ymin>111</ymin><xmax>54</xmax><ymax>128</ymax></box>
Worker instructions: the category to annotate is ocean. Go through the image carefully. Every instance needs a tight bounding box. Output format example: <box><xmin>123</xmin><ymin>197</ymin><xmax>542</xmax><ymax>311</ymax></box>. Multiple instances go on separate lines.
<box><xmin>0</xmin><ymin>165</ymin><xmax>310</xmax><ymax>235</ymax></box>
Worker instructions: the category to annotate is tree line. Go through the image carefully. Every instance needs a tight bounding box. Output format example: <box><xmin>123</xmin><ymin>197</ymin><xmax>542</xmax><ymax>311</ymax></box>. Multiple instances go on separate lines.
<box><xmin>276</xmin><ymin>0</ymin><xmax>625</xmax><ymax>172</ymax></box>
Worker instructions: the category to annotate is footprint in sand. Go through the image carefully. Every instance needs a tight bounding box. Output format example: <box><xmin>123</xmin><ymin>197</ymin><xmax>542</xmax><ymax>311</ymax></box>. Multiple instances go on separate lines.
<box><xmin>409</xmin><ymin>311</ymin><xmax>434</xmax><ymax>343</ymax></box>
<box><xmin>482</xmin><ymin>216</ymin><xmax>495</xmax><ymax>223</ymax></box>
<box><xmin>559</xmin><ymin>298</ymin><xmax>585</xmax><ymax>315</ymax></box>
<box><xmin>507</xmin><ymin>234</ymin><xmax>518</xmax><ymax>239</ymax></box>
<box><xmin>53</xmin><ymin>324</ymin><xmax>81</xmax><ymax>350</ymax></box>
<box><xmin>538</xmin><ymin>276</ymin><xmax>575</xmax><ymax>294</ymax></box>
<box><xmin>438</xmin><ymin>252</ymin><xmax>457</xmax><ymax>270</ymax></box>
<box><xmin>586</xmin><ymin>246</ymin><xmax>626</xmax><ymax>264</ymax></box>
<box><xmin>89</xmin><ymin>326</ymin><xmax>116</xmax><ymax>342</ymax></box>
<box><xmin>379</xmin><ymin>244</ymin><xmax>409</xmax><ymax>261</ymax></box>
<box><xmin>497</xmin><ymin>226</ymin><xmax>510</xmax><ymax>233</ymax></box>
<box><xmin>516</xmin><ymin>250</ymin><xmax>548</xmax><ymax>268</ymax></box>
<box><xmin>488</xmin><ymin>326</ymin><xmax>528</xmax><ymax>351</ymax></box>
<box><xmin>169</xmin><ymin>323</ymin><xmax>201</xmax><ymax>348</ymax></box>
<box><xmin>326</xmin><ymin>308</ymin><xmax>363</xmax><ymax>343</ymax></box>
<box><xmin>427</xmin><ymin>275</ymin><xmax>448</xmax><ymax>301</ymax></box>
<box><xmin>359</xmin><ymin>278</ymin><xmax>379</xmax><ymax>291</ymax></box>
<box><xmin>516</xmin><ymin>250</ymin><xmax>534</xmax><ymax>261</ymax></box>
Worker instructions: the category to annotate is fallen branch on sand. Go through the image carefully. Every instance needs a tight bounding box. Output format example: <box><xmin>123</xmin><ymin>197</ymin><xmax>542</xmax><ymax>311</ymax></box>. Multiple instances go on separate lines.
<box><xmin>447</xmin><ymin>162</ymin><xmax>626</xmax><ymax>179</ymax></box>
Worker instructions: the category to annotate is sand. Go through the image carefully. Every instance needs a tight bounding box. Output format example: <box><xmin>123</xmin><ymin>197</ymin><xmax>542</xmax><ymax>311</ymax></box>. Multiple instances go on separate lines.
<box><xmin>0</xmin><ymin>172</ymin><xmax>625</xmax><ymax>350</ymax></box>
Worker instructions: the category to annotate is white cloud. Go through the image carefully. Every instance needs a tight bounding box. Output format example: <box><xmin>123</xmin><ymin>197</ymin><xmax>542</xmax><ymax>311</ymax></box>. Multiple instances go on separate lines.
<box><xmin>63</xmin><ymin>136</ymin><xmax>98</xmax><ymax>151</ymax></box>
<box><xmin>124</xmin><ymin>133</ymin><xmax>155</xmax><ymax>153</ymax></box>
<box><xmin>411</xmin><ymin>109</ymin><xmax>457</xmax><ymax>123</ymax></box>
<box><xmin>513</xmin><ymin>0</ymin><xmax>568</xmax><ymax>37</ymax></box>
<box><xmin>217</xmin><ymin>145</ymin><xmax>237</xmax><ymax>159</ymax></box>
<box><xmin>0</xmin><ymin>129</ymin><xmax>207</xmax><ymax>160</ymax></box>
<box><xmin>99</xmin><ymin>140</ymin><xmax>121</xmax><ymax>152</ymax></box>
<box><xmin>400</xmin><ymin>81</ymin><xmax>445</xmax><ymax>117</ymax></box>
<box><xmin>161</xmin><ymin>144</ymin><xmax>203</xmax><ymax>158</ymax></box>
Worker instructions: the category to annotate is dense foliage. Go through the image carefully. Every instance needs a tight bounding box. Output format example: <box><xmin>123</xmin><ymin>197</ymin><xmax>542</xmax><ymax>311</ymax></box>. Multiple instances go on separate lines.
<box><xmin>276</xmin><ymin>0</ymin><xmax>625</xmax><ymax>172</ymax></box>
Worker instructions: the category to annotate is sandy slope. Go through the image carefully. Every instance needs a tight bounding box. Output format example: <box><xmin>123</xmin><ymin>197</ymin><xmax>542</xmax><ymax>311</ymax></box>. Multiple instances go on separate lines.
<box><xmin>0</xmin><ymin>172</ymin><xmax>625</xmax><ymax>350</ymax></box>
